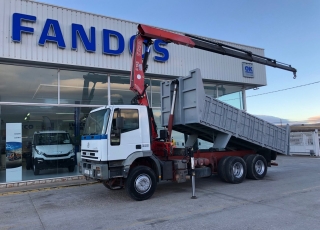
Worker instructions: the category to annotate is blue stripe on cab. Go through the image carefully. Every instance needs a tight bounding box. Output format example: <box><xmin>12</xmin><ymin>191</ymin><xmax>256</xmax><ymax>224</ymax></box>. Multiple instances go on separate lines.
<box><xmin>81</xmin><ymin>134</ymin><xmax>108</xmax><ymax>140</ymax></box>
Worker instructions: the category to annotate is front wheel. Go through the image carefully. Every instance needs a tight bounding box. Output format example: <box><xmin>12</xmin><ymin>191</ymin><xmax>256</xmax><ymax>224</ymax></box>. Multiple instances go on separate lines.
<box><xmin>68</xmin><ymin>165</ymin><xmax>75</xmax><ymax>172</ymax></box>
<box><xmin>26</xmin><ymin>156</ymin><xmax>32</xmax><ymax>170</ymax></box>
<box><xmin>125</xmin><ymin>166</ymin><xmax>157</xmax><ymax>201</ymax></box>
<box><xmin>33</xmin><ymin>159</ymin><xmax>40</xmax><ymax>175</ymax></box>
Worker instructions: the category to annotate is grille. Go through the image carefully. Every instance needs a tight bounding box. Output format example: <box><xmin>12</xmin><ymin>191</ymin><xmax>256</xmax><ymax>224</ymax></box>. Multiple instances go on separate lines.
<box><xmin>43</xmin><ymin>153</ymin><xmax>69</xmax><ymax>158</ymax></box>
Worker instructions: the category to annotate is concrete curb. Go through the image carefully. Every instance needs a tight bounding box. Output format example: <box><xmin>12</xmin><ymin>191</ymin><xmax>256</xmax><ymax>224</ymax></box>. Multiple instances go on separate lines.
<box><xmin>0</xmin><ymin>176</ymin><xmax>100</xmax><ymax>196</ymax></box>
<box><xmin>0</xmin><ymin>175</ymin><xmax>85</xmax><ymax>189</ymax></box>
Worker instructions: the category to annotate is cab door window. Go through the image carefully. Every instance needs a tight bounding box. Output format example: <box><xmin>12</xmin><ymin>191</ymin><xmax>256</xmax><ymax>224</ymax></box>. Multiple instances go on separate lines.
<box><xmin>110</xmin><ymin>109</ymin><xmax>139</xmax><ymax>145</ymax></box>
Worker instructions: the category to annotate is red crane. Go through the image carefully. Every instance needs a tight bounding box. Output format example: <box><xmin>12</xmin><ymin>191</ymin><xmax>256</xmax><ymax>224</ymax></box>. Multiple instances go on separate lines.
<box><xmin>130</xmin><ymin>24</ymin><xmax>297</xmax><ymax>143</ymax></box>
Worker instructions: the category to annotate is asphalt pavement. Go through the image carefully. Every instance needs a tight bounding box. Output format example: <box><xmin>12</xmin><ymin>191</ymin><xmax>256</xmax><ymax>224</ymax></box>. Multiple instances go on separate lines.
<box><xmin>1</xmin><ymin>154</ymin><xmax>320</xmax><ymax>230</ymax></box>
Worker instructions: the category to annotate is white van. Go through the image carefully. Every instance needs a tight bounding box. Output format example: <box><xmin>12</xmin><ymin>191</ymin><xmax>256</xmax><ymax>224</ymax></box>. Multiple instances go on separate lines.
<box><xmin>30</xmin><ymin>130</ymin><xmax>75</xmax><ymax>175</ymax></box>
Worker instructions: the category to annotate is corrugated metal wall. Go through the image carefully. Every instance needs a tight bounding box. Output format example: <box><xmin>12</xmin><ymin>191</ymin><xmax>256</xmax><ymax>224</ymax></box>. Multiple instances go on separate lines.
<box><xmin>0</xmin><ymin>0</ymin><xmax>266</xmax><ymax>86</ymax></box>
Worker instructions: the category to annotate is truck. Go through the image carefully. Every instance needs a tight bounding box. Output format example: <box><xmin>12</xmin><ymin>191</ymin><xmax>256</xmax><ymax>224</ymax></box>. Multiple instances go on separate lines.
<box><xmin>79</xmin><ymin>24</ymin><xmax>297</xmax><ymax>201</ymax></box>
<box><xmin>29</xmin><ymin>130</ymin><xmax>75</xmax><ymax>175</ymax></box>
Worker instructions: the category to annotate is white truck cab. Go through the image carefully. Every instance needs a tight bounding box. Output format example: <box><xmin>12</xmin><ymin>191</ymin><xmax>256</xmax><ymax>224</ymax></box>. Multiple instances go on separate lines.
<box><xmin>79</xmin><ymin>105</ymin><xmax>154</xmax><ymax>180</ymax></box>
<box><xmin>31</xmin><ymin>130</ymin><xmax>75</xmax><ymax>175</ymax></box>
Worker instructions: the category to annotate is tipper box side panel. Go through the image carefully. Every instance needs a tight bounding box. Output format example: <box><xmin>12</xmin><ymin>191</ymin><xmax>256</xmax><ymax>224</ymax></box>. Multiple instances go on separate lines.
<box><xmin>179</xmin><ymin>69</ymin><xmax>206</xmax><ymax>125</ymax></box>
<box><xmin>160</xmin><ymin>69</ymin><xmax>288</xmax><ymax>154</ymax></box>
<box><xmin>161</xmin><ymin>80</ymin><xmax>173</xmax><ymax>127</ymax></box>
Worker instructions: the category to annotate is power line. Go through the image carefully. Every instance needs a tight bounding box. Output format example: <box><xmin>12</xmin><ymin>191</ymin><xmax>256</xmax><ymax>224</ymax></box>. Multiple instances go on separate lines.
<box><xmin>247</xmin><ymin>81</ymin><xmax>320</xmax><ymax>98</ymax></box>
<box><xmin>221</xmin><ymin>81</ymin><xmax>320</xmax><ymax>102</ymax></box>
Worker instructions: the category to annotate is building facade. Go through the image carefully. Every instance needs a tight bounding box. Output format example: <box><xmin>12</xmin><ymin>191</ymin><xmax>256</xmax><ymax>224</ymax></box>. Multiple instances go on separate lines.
<box><xmin>0</xmin><ymin>0</ymin><xmax>267</xmax><ymax>183</ymax></box>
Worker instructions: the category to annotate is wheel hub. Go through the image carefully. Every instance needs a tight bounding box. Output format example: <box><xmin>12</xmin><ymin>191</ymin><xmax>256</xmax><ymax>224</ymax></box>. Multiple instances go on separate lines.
<box><xmin>255</xmin><ymin>160</ymin><xmax>265</xmax><ymax>175</ymax></box>
<box><xmin>134</xmin><ymin>174</ymin><xmax>151</xmax><ymax>194</ymax></box>
<box><xmin>232</xmin><ymin>162</ymin><xmax>244</xmax><ymax>178</ymax></box>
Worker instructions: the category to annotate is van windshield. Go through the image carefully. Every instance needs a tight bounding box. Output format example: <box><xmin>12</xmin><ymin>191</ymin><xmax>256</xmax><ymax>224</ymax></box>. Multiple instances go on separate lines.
<box><xmin>34</xmin><ymin>133</ymin><xmax>71</xmax><ymax>145</ymax></box>
<box><xmin>83</xmin><ymin>108</ymin><xmax>110</xmax><ymax>135</ymax></box>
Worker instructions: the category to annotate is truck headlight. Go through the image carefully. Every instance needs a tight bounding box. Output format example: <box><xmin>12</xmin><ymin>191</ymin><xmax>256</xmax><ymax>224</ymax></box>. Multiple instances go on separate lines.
<box><xmin>35</xmin><ymin>149</ymin><xmax>44</xmax><ymax>155</ymax></box>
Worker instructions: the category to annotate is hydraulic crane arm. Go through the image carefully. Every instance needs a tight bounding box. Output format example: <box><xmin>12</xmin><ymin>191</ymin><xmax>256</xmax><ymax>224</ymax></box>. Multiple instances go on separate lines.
<box><xmin>129</xmin><ymin>24</ymin><xmax>297</xmax><ymax>140</ymax></box>
<box><xmin>186</xmin><ymin>33</ymin><xmax>297</xmax><ymax>76</ymax></box>
<box><xmin>130</xmin><ymin>24</ymin><xmax>297</xmax><ymax>102</ymax></box>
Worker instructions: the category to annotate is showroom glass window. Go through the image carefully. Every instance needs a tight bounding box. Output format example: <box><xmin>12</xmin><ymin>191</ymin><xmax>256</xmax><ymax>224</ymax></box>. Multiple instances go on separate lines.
<box><xmin>0</xmin><ymin>64</ymin><xmax>58</xmax><ymax>103</ymax></box>
<box><xmin>60</xmin><ymin>70</ymin><xmax>108</xmax><ymax>105</ymax></box>
<box><xmin>110</xmin><ymin>75</ymin><xmax>150</xmax><ymax>105</ymax></box>
<box><xmin>0</xmin><ymin>105</ymin><xmax>83</xmax><ymax>183</ymax></box>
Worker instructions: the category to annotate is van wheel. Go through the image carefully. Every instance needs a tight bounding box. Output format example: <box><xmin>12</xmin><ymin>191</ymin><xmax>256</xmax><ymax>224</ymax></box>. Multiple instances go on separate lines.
<box><xmin>246</xmin><ymin>155</ymin><xmax>267</xmax><ymax>180</ymax></box>
<box><xmin>225</xmin><ymin>157</ymin><xmax>247</xmax><ymax>184</ymax></box>
<box><xmin>33</xmin><ymin>160</ymin><xmax>40</xmax><ymax>175</ymax></box>
<box><xmin>26</xmin><ymin>157</ymin><xmax>32</xmax><ymax>170</ymax></box>
<box><xmin>125</xmin><ymin>166</ymin><xmax>157</xmax><ymax>201</ymax></box>
<box><xmin>68</xmin><ymin>165</ymin><xmax>75</xmax><ymax>172</ymax></box>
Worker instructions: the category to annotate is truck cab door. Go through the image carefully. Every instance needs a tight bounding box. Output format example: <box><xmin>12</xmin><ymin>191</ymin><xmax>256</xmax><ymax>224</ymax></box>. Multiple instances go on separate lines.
<box><xmin>108</xmin><ymin>108</ymin><xmax>144</xmax><ymax>161</ymax></box>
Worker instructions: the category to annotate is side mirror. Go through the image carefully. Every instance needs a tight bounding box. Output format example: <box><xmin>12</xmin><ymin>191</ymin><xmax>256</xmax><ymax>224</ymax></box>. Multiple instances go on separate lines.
<box><xmin>116</xmin><ymin>117</ymin><xmax>124</xmax><ymax>130</ymax></box>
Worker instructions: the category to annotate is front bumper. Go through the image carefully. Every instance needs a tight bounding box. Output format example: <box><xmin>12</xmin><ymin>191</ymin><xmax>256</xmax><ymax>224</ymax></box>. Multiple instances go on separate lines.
<box><xmin>79</xmin><ymin>161</ymin><xmax>109</xmax><ymax>180</ymax></box>
<box><xmin>35</xmin><ymin>156</ymin><xmax>75</xmax><ymax>170</ymax></box>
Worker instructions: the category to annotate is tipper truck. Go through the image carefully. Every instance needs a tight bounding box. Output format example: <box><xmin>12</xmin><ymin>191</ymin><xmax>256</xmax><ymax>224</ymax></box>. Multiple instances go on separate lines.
<box><xmin>79</xmin><ymin>24</ymin><xmax>297</xmax><ymax>201</ymax></box>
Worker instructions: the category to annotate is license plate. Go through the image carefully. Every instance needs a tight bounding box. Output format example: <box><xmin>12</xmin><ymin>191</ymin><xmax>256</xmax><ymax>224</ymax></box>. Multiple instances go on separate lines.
<box><xmin>84</xmin><ymin>169</ymin><xmax>90</xmax><ymax>175</ymax></box>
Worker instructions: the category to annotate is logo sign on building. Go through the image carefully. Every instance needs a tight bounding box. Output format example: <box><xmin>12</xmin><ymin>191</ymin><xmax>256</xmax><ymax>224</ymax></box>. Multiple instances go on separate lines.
<box><xmin>11</xmin><ymin>13</ymin><xmax>170</xmax><ymax>62</ymax></box>
<box><xmin>242</xmin><ymin>62</ymin><xmax>254</xmax><ymax>78</ymax></box>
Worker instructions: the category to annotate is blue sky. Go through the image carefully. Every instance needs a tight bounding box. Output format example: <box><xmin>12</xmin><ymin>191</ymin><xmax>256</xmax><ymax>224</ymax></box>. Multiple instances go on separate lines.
<box><xmin>38</xmin><ymin>0</ymin><xmax>320</xmax><ymax>124</ymax></box>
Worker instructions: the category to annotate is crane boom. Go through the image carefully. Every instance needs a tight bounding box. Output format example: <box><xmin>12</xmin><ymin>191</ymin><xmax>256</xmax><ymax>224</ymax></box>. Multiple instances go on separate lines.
<box><xmin>129</xmin><ymin>24</ymin><xmax>297</xmax><ymax>140</ymax></box>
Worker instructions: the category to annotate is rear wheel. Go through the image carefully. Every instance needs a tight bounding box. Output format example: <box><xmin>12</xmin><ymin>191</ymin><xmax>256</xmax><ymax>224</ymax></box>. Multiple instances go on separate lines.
<box><xmin>246</xmin><ymin>154</ymin><xmax>267</xmax><ymax>180</ymax></box>
<box><xmin>125</xmin><ymin>166</ymin><xmax>157</xmax><ymax>201</ymax></box>
<box><xmin>218</xmin><ymin>156</ymin><xmax>232</xmax><ymax>182</ymax></box>
<box><xmin>225</xmin><ymin>157</ymin><xmax>246</xmax><ymax>184</ymax></box>
<box><xmin>243</xmin><ymin>154</ymin><xmax>253</xmax><ymax>163</ymax></box>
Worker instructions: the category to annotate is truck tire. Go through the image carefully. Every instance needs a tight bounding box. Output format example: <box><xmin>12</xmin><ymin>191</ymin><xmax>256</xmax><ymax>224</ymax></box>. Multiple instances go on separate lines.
<box><xmin>243</xmin><ymin>154</ymin><xmax>253</xmax><ymax>163</ymax></box>
<box><xmin>33</xmin><ymin>160</ymin><xmax>40</xmax><ymax>175</ymax></box>
<box><xmin>225</xmin><ymin>157</ymin><xmax>246</xmax><ymax>184</ymax></box>
<box><xmin>218</xmin><ymin>156</ymin><xmax>231</xmax><ymax>182</ymax></box>
<box><xmin>246</xmin><ymin>154</ymin><xmax>267</xmax><ymax>180</ymax></box>
<box><xmin>68</xmin><ymin>165</ymin><xmax>75</xmax><ymax>172</ymax></box>
<box><xmin>125</xmin><ymin>166</ymin><xmax>157</xmax><ymax>201</ymax></box>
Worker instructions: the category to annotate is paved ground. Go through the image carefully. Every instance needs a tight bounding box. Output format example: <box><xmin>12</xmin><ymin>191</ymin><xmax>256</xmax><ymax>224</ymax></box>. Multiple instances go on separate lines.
<box><xmin>1</xmin><ymin>154</ymin><xmax>320</xmax><ymax>230</ymax></box>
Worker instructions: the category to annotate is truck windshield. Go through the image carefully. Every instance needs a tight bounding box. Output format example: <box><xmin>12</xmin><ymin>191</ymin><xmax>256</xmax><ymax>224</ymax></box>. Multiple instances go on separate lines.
<box><xmin>83</xmin><ymin>108</ymin><xmax>110</xmax><ymax>135</ymax></box>
<box><xmin>34</xmin><ymin>133</ymin><xmax>71</xmax><ymax>145</ymax></box>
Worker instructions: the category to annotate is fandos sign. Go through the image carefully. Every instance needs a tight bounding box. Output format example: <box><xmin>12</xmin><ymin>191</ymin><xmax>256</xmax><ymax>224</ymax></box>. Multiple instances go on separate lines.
<box><xmin>12</xmin><ymin>13</ymin><xmax>169</xmax><ymax>62</ymax></box>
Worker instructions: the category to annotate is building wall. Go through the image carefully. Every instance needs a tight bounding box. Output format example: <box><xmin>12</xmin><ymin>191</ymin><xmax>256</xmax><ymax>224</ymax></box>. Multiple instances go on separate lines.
<box><xmin>0</xmin><ymin>0</ymin><xmax>266</xmax><ymax>86</ymax></box>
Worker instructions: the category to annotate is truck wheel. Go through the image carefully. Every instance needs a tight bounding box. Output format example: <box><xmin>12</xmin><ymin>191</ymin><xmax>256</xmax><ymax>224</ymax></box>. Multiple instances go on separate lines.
<box><xmin>68</xmin><ymin>165</ymin><xmax>75</xmax><ymax>172</ymax></box>
<box><xmin>246</xmin><ymin>154</ymin><xmax>267</xmax><ymax>180</ymax></box>
<box><xmin>125</xmin><ymin>166</ymin><xmax>157</xmax><ymax>201</ymax></box>
<box><xmin>33</xmin><ymin>160</ymin><xmax>40</xmax><ymax>175</ymax></box>
<box><xmin>218</xmin><ymin>156</ymin><xmax>231</xmax><ymax>182</ymax></box>
<box><xmin>243</xmin><ymin>154</ymin><xmax>253</xmax><ymax>162</ymax></box>
<box><xmin>225</xmin><ymin>157</ymin><xmax>246</xmax><ymax>184</ymax></box>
